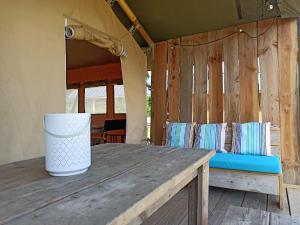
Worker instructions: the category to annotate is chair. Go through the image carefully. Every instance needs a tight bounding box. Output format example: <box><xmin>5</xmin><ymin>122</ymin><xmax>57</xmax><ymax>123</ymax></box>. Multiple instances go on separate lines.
<box><xmin>102</xmin><ymin>119</ymin><xmax>126</xmax><ymax>143</ymax></box>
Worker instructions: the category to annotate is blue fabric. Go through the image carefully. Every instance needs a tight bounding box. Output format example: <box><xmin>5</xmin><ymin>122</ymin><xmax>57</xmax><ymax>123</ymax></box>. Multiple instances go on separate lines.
<box><xmin>232</xmin><ymin>122</ymin><xmax>271</xmax><ymax>156</ymax></box>
<box><xmin>193</xmin><ymin>123</ymin><xmax>227</xmax><ymax>152</ymax></box>
<box><xmin>210</xmin><ymin>153</ymin><xmax>282</xmax><ymax>174</ymax></box>
<box><xmin>166</xmin><ymin>122</ymin><xmax>194</xmax><ymax>148</ymax></box>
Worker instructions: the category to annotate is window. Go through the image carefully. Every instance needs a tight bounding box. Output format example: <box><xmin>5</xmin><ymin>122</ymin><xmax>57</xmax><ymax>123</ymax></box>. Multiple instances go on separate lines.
<box><xmin>65</xmin><ymin>89</ymin><xmax>78</xmax><ymax>113</ymax></box>
<box><xmin>85</xmin><ymin>86</ymin><xmax>107</xmax><ymax>114</ymax></box>
<box><xmin>114</xmin><ymin>85</ymin><xmax>126</xmax><ymax>113</ymax></box>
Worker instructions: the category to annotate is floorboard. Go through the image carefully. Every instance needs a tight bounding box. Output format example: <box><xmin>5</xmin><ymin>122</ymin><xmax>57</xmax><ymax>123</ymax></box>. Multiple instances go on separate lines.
<box><xmin>242</xmin><ymin>192</ymin><xmax>267</xmax><ymax>211</ymax></box>
<box><xmin>220</xmin><ymin>206</ymin><xmax>270</xmax><ymax>225</ymax></box>
<box><xmin>287</xmin><ymin>187</ymin><xmax>300</xmax><ymax>217</ymax></box>
<box><xmin>142</xmin><ymin>187</ymin><xmax>300</xmax><ymax>225</ymax></box>
<box><xmin>270</xmin><ymin>213</ymin><xmax>300</xmax><ymax>225</ymax></box>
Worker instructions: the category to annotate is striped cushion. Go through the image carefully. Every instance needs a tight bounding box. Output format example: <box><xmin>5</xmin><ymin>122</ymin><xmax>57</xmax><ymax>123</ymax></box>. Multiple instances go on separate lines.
<box><xmin>193</xmin><ymin>123</ymin><xmax>227</xmax><ymax>152</ymax></box>
<box><xmin>232</xmin><ymin>122</ymin><xmax>271</xmax><ymax>156</ymax></box>
<box><xmin>165</xmin><ymin>122</ymin><xmax>194</xmax><ymax>148</ymax></box>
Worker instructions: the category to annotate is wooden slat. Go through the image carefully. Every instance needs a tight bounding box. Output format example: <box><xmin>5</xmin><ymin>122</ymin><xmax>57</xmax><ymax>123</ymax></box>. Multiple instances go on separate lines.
<box><xmin>223</xmin><ymin>27</ymin><xmax>240</xmax><ymax>124</ymax></box>
<box><xmin>287</xmin><ymin>187</ymin><xmax>300</xmax><ymax>217</ymax></box>
<box><xmin>193</xmin><ymin>33</ymin><xmax>208</xmax><ymax>123</ymax></box>
<box><xmin>278</xmin><ymin>18</ymin><xmax>299</xmax><ymax>179</ymax></box>
<box><xmin>267</xmin><ymin>188</ymin><xmax>290</xmax><ymax>215</ymax></box>
<box><xmin>167</xmin><ymin>39</ymin><xmax>181</xmax><ymax>122</ymax></box>
<box><xmin>258</xmin><ymin>19</ymin><xmax>280</xmax><ymax>126</ymax></box>
<box><xmin>208</xmin><ymin>30</ymin><xmax>223</xmax><ymax>123</ymax></box>
<box><xmin>238</xmin><ymin>22</ymin><xmax>259</xmax><ymax>122</ymax></box>
<box><xmin>152</xmin><ymin>41</ymin><xmax>167</xmax><ymax>145</ymax></box>
<box><xmin>270</xmin><ymin>213</ymin><xmax>300</xmax><ymax>225</ymax></box>
<box><xmin>188</xmin><ymin>179</ymin><xmax>197</xmax><ymax>225</ymax></box>
<box><xmin>208</xmin><ymin>189</ymin><xmax>245</xmax><ymax>225</ymax></box>
<box><xmin>242</xmin><ymin>192</ymin><xmax>267</xmax><ymax>211</ymax></box>
<box><xmin>209</xmin><ymin>169</ymin><xmax>280</xmax><ymax>195</ymax></box>
<box><xmin>180</xmin><ymin>35</ymin><xmax>194</xmax><ymax>122</ymax></box>
<box><xmin>221</xmin><ymin>206</ymin><xmax>270</xmax><ymax>225</ymax></box>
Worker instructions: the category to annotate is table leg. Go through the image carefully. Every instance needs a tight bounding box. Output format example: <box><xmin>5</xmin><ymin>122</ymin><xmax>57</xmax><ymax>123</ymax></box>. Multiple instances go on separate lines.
<box><xmin>188</xmin><ymin>178</ymin><xmax>197</xmax><ymax>225</ymax></box>
<box><xmin>197</xmin><ymin>162</ymin><xmax>209</xmax><ymax>225</ymax></box>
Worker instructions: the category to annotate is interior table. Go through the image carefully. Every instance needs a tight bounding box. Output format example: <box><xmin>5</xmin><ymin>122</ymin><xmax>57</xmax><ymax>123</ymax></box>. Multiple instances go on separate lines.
<box><xmin>0</xmin><ymin>144</ymin><xmax>215</xmax><ymax>225</ymax></box>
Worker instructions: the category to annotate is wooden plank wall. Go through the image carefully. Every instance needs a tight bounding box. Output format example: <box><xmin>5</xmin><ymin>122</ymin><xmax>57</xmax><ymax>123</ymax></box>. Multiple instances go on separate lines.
<box><xmin>151</xmin><ymin>42</ymin><xmax>167</xmax><ymax>145</ymax></box>
<box><xmin>151</xmin><ymin>18</ymin><xmax>299</xmax><ymax>184</ymax></box>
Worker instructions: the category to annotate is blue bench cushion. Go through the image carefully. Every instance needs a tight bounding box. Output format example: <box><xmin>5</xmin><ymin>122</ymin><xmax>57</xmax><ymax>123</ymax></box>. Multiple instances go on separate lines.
<box><xmin>210</xmin><ymin>153</ymin><xmax>282</xmax><ymax>174</ymax></box>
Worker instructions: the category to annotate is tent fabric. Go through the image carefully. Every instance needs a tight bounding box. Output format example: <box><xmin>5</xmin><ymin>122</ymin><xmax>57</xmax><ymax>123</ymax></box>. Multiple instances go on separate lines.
<box><xmin>0</xmin><ymin>0</ymin><xmax>147</xmax><ymax>165</ymax></box>
<box><xmin>278</xmin><ymin>0</ymin><xmax>300</xmax><ymax>18</ymax></box>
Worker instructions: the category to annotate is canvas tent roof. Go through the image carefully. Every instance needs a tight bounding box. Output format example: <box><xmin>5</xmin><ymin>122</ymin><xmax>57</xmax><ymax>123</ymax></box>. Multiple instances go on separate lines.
<box><xmin>111</xmin><ymin>0</ymin><xmax>300</xmax><ymax>46</ymax></box>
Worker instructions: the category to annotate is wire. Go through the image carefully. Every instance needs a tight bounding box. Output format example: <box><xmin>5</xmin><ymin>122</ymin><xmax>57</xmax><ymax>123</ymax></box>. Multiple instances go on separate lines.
<box><xmin>167</xmin><ymin>18</ymin><xmax>277</xmax><ymax>47</ymax></box>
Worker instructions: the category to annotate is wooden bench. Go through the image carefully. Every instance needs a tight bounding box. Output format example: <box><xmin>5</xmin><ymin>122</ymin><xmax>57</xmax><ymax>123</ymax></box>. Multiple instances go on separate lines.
<box><xmin>209</xmin><ymin>126</ymin><xmax>284</xmax><ymax>208</ymax></box>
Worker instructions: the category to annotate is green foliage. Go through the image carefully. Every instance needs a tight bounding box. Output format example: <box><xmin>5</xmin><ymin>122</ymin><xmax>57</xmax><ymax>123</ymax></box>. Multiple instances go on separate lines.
<box><xmin>146</xmin><ymin>95</ymin><xmax>151</xmax><ymax>117</ymax></box>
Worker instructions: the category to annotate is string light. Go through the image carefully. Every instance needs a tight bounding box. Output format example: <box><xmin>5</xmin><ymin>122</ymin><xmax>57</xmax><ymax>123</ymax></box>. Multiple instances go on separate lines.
<box><xmin>167</xmin><ymin>18</ymin><xmax>276</xmax><ymax>47</ymax></box>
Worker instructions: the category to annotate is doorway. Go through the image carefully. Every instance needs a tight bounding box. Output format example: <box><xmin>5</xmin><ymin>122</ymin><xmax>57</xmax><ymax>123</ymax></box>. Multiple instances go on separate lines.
<box><xmin>65</xmin><ymin>39</ymin><xmax>126</xmax><ymax>145</ymax></box>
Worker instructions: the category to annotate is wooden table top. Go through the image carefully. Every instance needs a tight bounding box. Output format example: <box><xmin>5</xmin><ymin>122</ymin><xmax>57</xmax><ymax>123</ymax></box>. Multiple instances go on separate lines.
<box><xmin>0</xmin><ymin>144</ymin><xmax>215</xmax><ymax>225</ymax></box>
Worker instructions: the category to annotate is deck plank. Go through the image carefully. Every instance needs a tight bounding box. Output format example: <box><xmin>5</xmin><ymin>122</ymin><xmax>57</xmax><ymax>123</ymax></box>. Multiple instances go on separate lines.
<box><xmin>242</xmin><ymin>192</ymin><xmax>267</xmax><ymax>211</ymax></box>
<box><xmin>220</xmin><ymin>206</ymin><xmax>269</xmax><ymax>225</ymax></box>
<box><xmin>270</xmin><ymin>213</ymin><xmax>300</xmax><ymax>225</ymax></box>
<box><xmin>208</xmin><ymin>189</ymin><xmax>245</xmax><ymax>225</ymax></box>
<box><xmin>287</xmin><ymin>187</ymin><xmax>300</xmax><ymax>217</ymax></box>
<box><xmin>267</xmin><ymin>189</ymin><xmax>290</xmax><ymax>215</ymax></box>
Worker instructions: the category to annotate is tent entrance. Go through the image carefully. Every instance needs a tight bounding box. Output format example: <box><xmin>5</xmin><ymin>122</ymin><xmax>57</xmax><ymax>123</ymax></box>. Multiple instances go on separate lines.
<box><xmin>65</xmin><ymin>38</ymin><xmax>126</xmax><ymax>145</ymax></box>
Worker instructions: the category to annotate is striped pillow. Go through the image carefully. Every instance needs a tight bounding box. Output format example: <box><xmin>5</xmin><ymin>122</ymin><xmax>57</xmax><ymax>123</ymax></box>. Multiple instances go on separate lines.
<box><xmin>232</xmin><ymin>122</ymin><xmax>271</xmax><ymax>156</ymax></box>
<box><xmin>165</xmin><ymin>122</ymin><xmax>194</xmax><ymax>148</ymax></box>
<box><xmin>193</xmin><ymin>123</ymin><xmax>227</xmax><ymax>152</ymax></box>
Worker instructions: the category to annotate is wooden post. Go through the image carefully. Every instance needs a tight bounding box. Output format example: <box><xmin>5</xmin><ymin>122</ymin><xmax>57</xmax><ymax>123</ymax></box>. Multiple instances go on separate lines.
<box><xmin>278</xmin><ymin>18</ymin><xmax>299</xmax><ymax>183</ymax></box>
<box><xmin>188</xmin><ymin>179</ymin><xmax>197</xmax><ymax>225</ymax></box>
<box><xmin>258</xmin><ymin>19</ymin><xmax>280</xmax><ymax>125</ymax></box>
<box><xmin>223</xmin><ymin>27</ymin><xmax>240</xmax><ymax>124</ymax></box>
<box><xmin>151</xmin><ymin>42</ymin><xmax>167</xmax><ymax>145</ymax></box>
<box><xmin>197</xmin><ymin>162</ymin><xmax>209</xmax><ymax>225</ymax></box>
<box><xmin>238</xmin><ymin>22</ymin><xmax>259</xmax><ymax>122</ymax></box>
<box><xmin>193</xmin><ymin>33</ymin><xmax>208</xmax><ymax>124</ymax></box>
<box><xmin>208</xmin><ymin>30</ymin><xmax>223</xmax><ymax>123</ymax></box>
<box><xmin>78</xmin><ymin>84</ymin><xmax>85</xmax><ymax>113</ymax></box>
<box><xmin>180</xmin><ymin>35</ymin><xmax>194</xmax><ymax>122</ymax></box>
<box><xmin>107</xmin><ymin>83</ymin><xmax>115</xmax><ymax>119</ymax></box>
<box><xmin>167</xmin><ymin>39</ymin><xmax>181</xmax><ymax>122</ymax></box>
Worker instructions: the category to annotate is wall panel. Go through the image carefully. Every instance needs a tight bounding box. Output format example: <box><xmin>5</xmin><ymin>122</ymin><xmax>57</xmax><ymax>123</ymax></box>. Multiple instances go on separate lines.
<box><xmin>278</xmin><ymin>18</ymin><xmax>299</xmax><ymax>183</ymax></box>
<box><xmin>167</xmin><ymin>39</ymin><xmax>181</xmax><ymax>122</ymax></box>
<box><xmin>179</xmin><ymin>35</ymin><xmax>194</xmax><ymax>122</ymax></box>
<box><xmin>152</xmin><ymin>42</ymin><xmax>167</xmax><ymax>145</ymax></box>
<box><xmin>258</xmin><ymin>19</ymin><xmax>280</xmax><ymax>126</ymax></box>
<box><xmin>193</xmin><ymin>33</ymin><xmax>208</xmax><ymax>123</ymax></box>
<box><xmin>208</xmin><ymin>30</ymin><xmax>223</xmax><ymax>123</ymax></box>
<box><xmin>223</xmin><ymin>27</ymin><xmax>240</xmax><ymax>124</ymax></box>
<box><xmin>238</xmin><ymin>23</ymin><xmax>259</xmax><ymax>122</ymax></box>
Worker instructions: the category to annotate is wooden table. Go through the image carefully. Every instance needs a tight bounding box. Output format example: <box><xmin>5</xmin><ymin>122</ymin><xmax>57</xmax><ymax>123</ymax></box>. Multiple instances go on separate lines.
<box><xmin>0</xmin><ymin>144</ymin><xmax>215</xmax><ymax>225</ymax></box>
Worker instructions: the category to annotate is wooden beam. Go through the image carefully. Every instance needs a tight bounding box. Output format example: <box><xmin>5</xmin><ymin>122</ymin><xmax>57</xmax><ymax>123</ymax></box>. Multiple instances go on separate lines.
<box><xmin>208</xmin><ymin>30</ymin><xmax>223</xmax><ymax>123</ymax></box>
<box><xmin>180</xmin><ymin>35</ymin><xmax>194</xmax><ymax>122</ymax></box>
<box><xmin>193</xmin><ymin>33</ymin><xmax>208</xmax><ymax>124</ymax></box>
<box><xmin>278</xmin><ymin>18</ymin><xmax>299</xmax><ymax>175</ymax></box>
<box><xmin>78</xmin><ymin>84</ymin><xmax>85</xmax><ymax>113</ymax></box>
<box><xmin>152</xmin><ymin>41</ymin><xmax>167</xmax><ymax>145</ymax></box>
<box><xmin>117</xmin><ymin>0</ymin><xmax>154</xmax><ymax>46</ymax></box>
<box><xmin>223</xmin><ymin>27</ymin><xmax>240</xmax><ymax>124</ymax></box>
<box><xmin>238</xmin><ymin>22</ymin><xmax>259</xmax><ymax>122</ymax></box>
<box><xmin>167</xmin><ymin>39</ymin><xmax>181</xmax><ymax>122</ymax></box>
<box><xmin>258</xmin><ymin>19</ymin><xmax>280</xmax><ymax>126</ymax></box>
<box><xmin>106</xmin><ymin>83</ymin><xmax>115</xmax><ymax>119</ymax></box>
<box><xmin>67</xmin><ymin>63</ymin><xmax>122</xmax><ymax>86</ymax></box>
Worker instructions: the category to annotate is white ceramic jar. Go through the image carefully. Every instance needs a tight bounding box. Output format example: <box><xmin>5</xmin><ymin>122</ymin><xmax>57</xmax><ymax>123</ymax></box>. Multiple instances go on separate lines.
<box><xmin>44</xmin><ymin>113</ymin><xmax>91</xmax><ymax>176</ymax></box>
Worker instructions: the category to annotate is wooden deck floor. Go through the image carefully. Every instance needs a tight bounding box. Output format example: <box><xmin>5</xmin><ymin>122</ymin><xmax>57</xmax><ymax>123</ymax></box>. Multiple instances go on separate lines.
<box><xmin>143</xmin><ymin>186</ymin><xmax>300</xmax><ymax>225</ymax></box>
